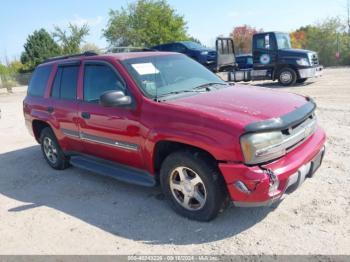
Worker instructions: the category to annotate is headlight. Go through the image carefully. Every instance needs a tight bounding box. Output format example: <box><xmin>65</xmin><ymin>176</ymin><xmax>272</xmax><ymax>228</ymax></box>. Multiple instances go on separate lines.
<box><xmin>240</xmin><ymin>131</ymin><xmax>284</xmax><ymax>165</ymax></box>
<box><xmin>201</xmin><ymin>51</ymin><xmax>209</xmax><ymax>55</ymax></box>
<box><xmin>296</xmin><ymin>58</ymin><xmax>310</xmax><ymax>66</ymax></box>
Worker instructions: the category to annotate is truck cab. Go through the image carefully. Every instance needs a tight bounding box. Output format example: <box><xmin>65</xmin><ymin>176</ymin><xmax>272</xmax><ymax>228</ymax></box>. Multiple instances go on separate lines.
<box><xmin>216</xmin><ymin>32</ymin><xmax>323</xmax><ymax>86</ymax></box>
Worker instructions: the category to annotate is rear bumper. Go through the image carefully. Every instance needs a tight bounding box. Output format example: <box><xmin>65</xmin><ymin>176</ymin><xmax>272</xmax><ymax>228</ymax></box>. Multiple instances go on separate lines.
<box><xmin>219</xmin><ymin>127</ymin><xmax>326</xmax><ymax>207</ymax></box>
<box><xmin>298</xmin><ymin>66</ymin><xmax>323</xmax><ymax>79</ymax></box>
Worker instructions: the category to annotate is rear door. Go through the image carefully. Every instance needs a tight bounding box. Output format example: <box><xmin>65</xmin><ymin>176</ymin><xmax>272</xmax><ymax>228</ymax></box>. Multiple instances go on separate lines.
<box><xmin>77</xmin><ymin>60</ymin><xmax>144</xmax><ymax>169</ymax></box>
<box><xmin>48</xmin><ymin>62</ymin><xmax>82</xmax><ymax>152</ymax></box>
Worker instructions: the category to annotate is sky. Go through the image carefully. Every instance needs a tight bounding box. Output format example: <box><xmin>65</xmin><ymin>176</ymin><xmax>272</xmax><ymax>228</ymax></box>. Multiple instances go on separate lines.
<box><xmin>0</xmin><ymin>0</ymin><xmax>347</xmax><ymax>61</ymax></box>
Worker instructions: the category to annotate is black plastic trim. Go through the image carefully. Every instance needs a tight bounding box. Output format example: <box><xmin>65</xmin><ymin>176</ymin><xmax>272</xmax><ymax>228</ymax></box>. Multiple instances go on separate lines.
<box><xmin>69</xmin><ymin>154</ymin><xmax>156</xmax><ymax>187</ymax></box>
<box><xmin>244</xmin><ymin>100</ymin><xmax>316</xmax><ymax>133</ymax></box>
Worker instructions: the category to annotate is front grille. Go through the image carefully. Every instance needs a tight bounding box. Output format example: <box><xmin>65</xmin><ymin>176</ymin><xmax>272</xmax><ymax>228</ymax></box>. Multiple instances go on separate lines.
<box><xmin>282</xmin><ymin>114</ymin><xmax>317</xmax><ymax>153</ymax></box>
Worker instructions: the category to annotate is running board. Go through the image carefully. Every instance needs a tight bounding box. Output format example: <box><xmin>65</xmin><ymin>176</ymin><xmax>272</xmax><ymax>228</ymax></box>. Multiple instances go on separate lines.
<box><xmin>69</xmin><ymin>155</ymin><xmax>156</xmax><ymax>187</ymax></box>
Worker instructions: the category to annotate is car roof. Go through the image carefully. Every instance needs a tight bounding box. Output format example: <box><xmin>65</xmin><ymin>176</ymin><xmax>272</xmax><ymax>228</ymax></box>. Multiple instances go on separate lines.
<box><xmin>40</xmin><ymin>51</ymin><xmax>180</xmax><ymax>67</ymax></box>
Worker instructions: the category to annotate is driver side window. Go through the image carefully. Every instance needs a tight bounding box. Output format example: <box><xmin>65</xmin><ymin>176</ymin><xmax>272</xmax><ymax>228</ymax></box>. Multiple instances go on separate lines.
<box><xmin>83</xmin><ymin>63</ymin><xmax>126</xmax><ymax>103</ymax></box>
<box><xmin>255</xmin><ymin>34</ymin><xmax>272</xmax><ymax>50</ymax></box>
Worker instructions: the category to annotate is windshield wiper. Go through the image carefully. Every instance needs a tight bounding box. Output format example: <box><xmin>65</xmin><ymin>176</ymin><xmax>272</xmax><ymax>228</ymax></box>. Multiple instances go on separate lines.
<box><xmin>156</xmin><ymin>89</ymin><xmax>201</xmax><ymax>100</ymax></box>
<box><xmin>193</xmin><ymin>82</ymin><xmax>228</xmax><ymax>90</ymax></box>
<box><xmin>156</xmin><ymin>82</ymin><xmax>229</xmax><ymax>101</ymax></box>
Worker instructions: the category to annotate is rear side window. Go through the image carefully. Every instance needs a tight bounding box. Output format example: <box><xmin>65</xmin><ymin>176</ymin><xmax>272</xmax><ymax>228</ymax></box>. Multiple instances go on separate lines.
<box><xmin>28</xmin><ymin>65</ymin><xmax>52</xmax><ymax>97</ymax></box>
<box><xmin>51</xmin><ymin>68</ymin><xmax>62</xmax><ymax>98</ymax></box>
<box><xmin>50</xmin><ymin>65</ymin><xmax>79</xmax><ymax>100</ymax></box>
<box><xmin>83</xmin><ymin>64</ymin><xmax>125</xmax><ymax>103</ymax></box>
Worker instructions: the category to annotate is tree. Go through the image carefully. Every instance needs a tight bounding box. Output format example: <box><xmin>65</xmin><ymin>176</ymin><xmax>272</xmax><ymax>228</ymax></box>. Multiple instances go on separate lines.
<box><xmin>292</xmin><ymin>18</ymin><xmax>350</xmax><ymax>66</ymax></box>
<box><xmin>81</xmin><ymin>43</ymin><xmax>101</xmax><ymax>53</ymax></box>
<box><xmin>290</xmin><ymin>28</ymin><xmax>308</xmax><ymax>49</ymax></box>
<box><xmin>103</xmin><ymin>0</ymin><xmax>192</xmax><ymax>47</ymax></box>
<box><xmin>20</xmin><ymin>29</ymin><xmax>61</xmax><ymax>71</ymax></box>
<box><xmin>230</xmin><ymin>25</ymin><xmax>262</xmax><ymax>54</ymax></box>
<box><xmin>53</xmin><ymin>23</ymin><xmax>90</xmax><ymax>54</ymax></box>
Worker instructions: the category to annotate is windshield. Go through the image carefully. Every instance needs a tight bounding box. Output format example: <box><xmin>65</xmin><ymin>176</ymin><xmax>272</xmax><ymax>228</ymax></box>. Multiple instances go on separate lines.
<box><xmin>181</xmin><ymin>41</ymin><xmax>205</xmax><ymax>50</ymax></box>
<box><xmin>122</xmin><ymin>54</ymin><xmax>225</xmax><ymax>99</ymax></box>
<box><xmin>276</xmin><ymin>33</ymin><xmax>292</xmax><ymax>49</ymax></box>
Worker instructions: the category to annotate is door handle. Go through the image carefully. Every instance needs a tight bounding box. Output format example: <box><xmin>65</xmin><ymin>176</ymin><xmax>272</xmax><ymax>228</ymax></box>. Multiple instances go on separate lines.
<box><xmin>47</xmin><ymin>106</ymin><xmax>54</xmax><ymax>113</ymax></box>
<box><xmin>81</xmin><ymin>112</ymin><xmax>91</xmax><ymax>119</ymax></box>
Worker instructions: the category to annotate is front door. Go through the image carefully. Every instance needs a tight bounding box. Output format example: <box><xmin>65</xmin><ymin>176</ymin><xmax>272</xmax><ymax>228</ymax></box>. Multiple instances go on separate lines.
<box><xmin>253</xmin><ymin>33</ymin><xmax>277</xmax><ymax>70</ymax></box>
<box><xmin>78</xmin><ymin>60</ymin><xmax>144</xmax><ymax>169</ymax></box>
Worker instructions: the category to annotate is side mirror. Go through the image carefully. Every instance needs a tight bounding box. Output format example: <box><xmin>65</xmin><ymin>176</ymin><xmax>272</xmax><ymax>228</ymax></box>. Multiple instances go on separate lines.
<box><xmin>100</xmin><ymin>90</ymin><xmax>132</xmax><ymax>107</ymax></box>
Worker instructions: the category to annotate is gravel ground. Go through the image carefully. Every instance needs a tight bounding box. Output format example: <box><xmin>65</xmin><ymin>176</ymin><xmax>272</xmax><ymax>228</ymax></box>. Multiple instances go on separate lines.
<box><xmin>0</xmin><ymin>68</ymin><xmax>349</xmax><ymax>255</ymax></box>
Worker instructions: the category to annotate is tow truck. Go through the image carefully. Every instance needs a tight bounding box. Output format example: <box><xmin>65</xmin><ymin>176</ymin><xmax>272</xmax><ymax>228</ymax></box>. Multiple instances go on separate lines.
<box><xmin>216</xmin><ymin>32</ymin><xmax>323</xmax><ymax>86</ymax></box>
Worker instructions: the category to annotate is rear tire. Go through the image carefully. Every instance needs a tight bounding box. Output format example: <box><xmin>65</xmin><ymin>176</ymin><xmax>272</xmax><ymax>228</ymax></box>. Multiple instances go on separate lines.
<box><xmin>160</xmin><ymin>151</ymin><xmax>227</xmax><ymax>221</ymax></box>
<box><xmin>278</xmin><ymin>68</ymin><xmax>297</xmax><ymax>86</ymax></box>
<box><xmin>40</xmin><ymin>127</ymin><xmax>69</xmax><ymax>170</ymax></box>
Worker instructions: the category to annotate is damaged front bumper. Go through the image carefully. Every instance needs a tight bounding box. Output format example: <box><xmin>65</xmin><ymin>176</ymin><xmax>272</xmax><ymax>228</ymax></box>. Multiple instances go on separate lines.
<box><xmin>219</xmin><ymin>127</ymin><xmax>326</xmax><ymax>207</ymax></box>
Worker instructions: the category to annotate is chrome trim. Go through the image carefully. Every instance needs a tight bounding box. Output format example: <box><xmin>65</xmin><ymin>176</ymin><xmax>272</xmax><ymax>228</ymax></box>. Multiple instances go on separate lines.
<box><xmin>298</xmin><ymin>66</ymin><xmax>323</xmax><ymax>79</ymax></box>
<box><xmin>60</xmin><ymin>128</ymin><xmax>139</xmax><ymax>151</ymax></box>
<box><xmin>256</xmin><ymin>115</ymin><xmax>317</xmax><ymax>158</ymax></box>
<box><xmin>245</xmin><ymin>114</ymin><xmax>317</xmax><ymax>165</ymax></box>
<box><xmin>80</xmin><ymin>132</ymin><xmax>139</xmax><ymax>151</ymax></box>
<box><xmin>61</xmin><ymin>128</ymin><xmax>80</xmax><ymax>138</ymax></box>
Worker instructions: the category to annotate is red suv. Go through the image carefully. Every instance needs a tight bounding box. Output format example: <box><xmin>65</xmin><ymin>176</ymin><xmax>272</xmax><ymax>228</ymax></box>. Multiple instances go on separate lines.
<box><xmin>23</xmin><ymin>51</ymin><xmax>326</xmax><ymax>221</ymax></box>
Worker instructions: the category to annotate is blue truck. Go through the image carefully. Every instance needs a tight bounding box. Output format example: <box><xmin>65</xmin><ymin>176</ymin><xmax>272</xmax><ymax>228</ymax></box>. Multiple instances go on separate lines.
<box><xmin>216</xmin><ymin>32</ymin><xmax>323</xmax><ymax>86</ymax></box>
<box><xmin>152</xmin><ymin>41</ymin><xmax>217</xmax><ymax>71</ymax></box>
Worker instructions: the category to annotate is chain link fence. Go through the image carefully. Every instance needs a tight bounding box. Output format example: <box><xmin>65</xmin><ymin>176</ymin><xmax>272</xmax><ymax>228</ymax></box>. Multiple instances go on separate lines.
<box><xmin>0</xmin><ymin>72</ymin><xmax>32</xmax><ymax>93</ymax></box>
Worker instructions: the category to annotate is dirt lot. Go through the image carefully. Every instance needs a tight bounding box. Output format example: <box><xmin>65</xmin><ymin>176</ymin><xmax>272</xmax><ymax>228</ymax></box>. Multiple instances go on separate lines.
<box><xmin>0</xmin><ymin>68</ymin><xmax>349</xmax><ymax>255</ymax></box>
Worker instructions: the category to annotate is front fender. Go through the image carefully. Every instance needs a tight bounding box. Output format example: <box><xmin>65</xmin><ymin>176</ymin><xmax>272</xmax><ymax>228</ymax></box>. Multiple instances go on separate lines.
<box><xmin>142</xmin><ymin>127</ymin><xmax>242</xmax><ymax>174</ymax></box>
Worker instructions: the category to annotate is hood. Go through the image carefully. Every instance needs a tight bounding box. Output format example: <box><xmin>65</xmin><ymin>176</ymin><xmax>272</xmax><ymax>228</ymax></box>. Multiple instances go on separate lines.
<box><xmin>165</xmin><ymin>85</ymin><xmax>308</xmax><ymax>130</ymax></box>
<box><xmin>279</xmin><ymin>48</ymin><xmax>315</xmax><ymax>57</ymax></box>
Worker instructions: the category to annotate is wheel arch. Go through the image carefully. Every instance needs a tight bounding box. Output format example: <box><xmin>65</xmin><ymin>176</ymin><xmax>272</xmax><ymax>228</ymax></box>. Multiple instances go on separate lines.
<box><xmin>152</xmin><ymin>140</ymin><xmax>218</xmax><ymax>181</ymax></box>
<box><xmin>273</xmin><ymin>64</ymin><xmax>300</xmax><ymax>80</ymax></box>
<box><xmin>32</xmin><ymin>120</ymin><xmax>53</xmax><ymax>143</ymax></box>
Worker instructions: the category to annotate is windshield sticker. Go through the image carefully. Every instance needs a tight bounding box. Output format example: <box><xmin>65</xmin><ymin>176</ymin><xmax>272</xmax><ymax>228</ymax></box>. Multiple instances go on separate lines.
<box><xmin>131</xmin><ymin>63</ymin><xmax>159</xmax><ymax>75</ymax></box>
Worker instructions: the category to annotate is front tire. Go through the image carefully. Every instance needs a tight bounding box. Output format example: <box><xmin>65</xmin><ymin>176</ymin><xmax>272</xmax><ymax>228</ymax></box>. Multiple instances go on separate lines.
<box><xmin>160</xmin><ymin>151</ymin><xmax>227</xmax><ymax>221</ymax></box>
<box><xmin>40</xmin><ymin>127</ymin><xmax>69</xmax><ymax>170</ymax></box>
<box><xmin>278</xmin><ymin>68</ymin><xmax>297</xmax><ymax>86</ymax></box>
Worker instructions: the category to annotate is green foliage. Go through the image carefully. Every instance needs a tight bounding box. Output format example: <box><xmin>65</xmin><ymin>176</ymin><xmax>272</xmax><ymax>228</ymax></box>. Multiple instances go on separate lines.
<box><xmin>0</xmin><ymin>63</ymin><xmax>9</xmax><ymax>75</ymax></box>
<box><xmin>81</xmin><ymin>43</ymin><xmax>101</xmax><ymax>53</ymax></box>
<box><xmin>103</xmin><ymin>0</ymin><xmax>193</xmax><ymax>47</ymax></box>
<box><xmin>53</xmin><ymin>23</ymin><xmax>90</xmax><ymax>54</ymax></box>
<box><xmin>20</xmin><ymin>29</ymin><xmax>61</xmax><ymax>71</ymax></box>
<box><xmin>293</xmin><ymin>18</ymin><xmax>350</xmax><ymax>66</ymax></box>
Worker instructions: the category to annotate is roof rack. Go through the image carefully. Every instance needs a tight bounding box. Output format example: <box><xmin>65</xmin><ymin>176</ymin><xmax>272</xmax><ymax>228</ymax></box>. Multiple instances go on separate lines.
<box><xmin>43</xmin><ymin>51</ymin><xmax>98</xmax><ymax>63</ymax></box>
<box><xmin>108</xmin><ymin>46</ymin><xmax>156</xmax><ymax>53</ymax></box>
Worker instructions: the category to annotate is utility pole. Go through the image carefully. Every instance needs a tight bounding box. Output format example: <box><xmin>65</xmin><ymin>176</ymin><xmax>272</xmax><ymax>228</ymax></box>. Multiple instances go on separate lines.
<box><xmin>348</xmin><ymin>0</ymin><xmax>350</xmax><ymax>46</ymax></box>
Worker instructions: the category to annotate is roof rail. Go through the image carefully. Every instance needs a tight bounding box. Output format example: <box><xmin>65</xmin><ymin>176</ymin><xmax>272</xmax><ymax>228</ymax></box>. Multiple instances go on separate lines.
<box><xmin>43</xmin><ymin>51</ymin><xmax>98</xmax><ymax>63</ymax></box>
<box><xmin>108</xmin><ymin>46</ymin><xmax>156</xmax><ymax>53</ymax></box>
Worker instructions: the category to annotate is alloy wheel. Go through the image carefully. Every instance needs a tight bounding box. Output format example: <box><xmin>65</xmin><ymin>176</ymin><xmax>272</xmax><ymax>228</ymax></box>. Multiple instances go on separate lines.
<box><xmin>169</xmin><ymin>166</ymin><xmax>207</xmax><ymax>211</ymax></box>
